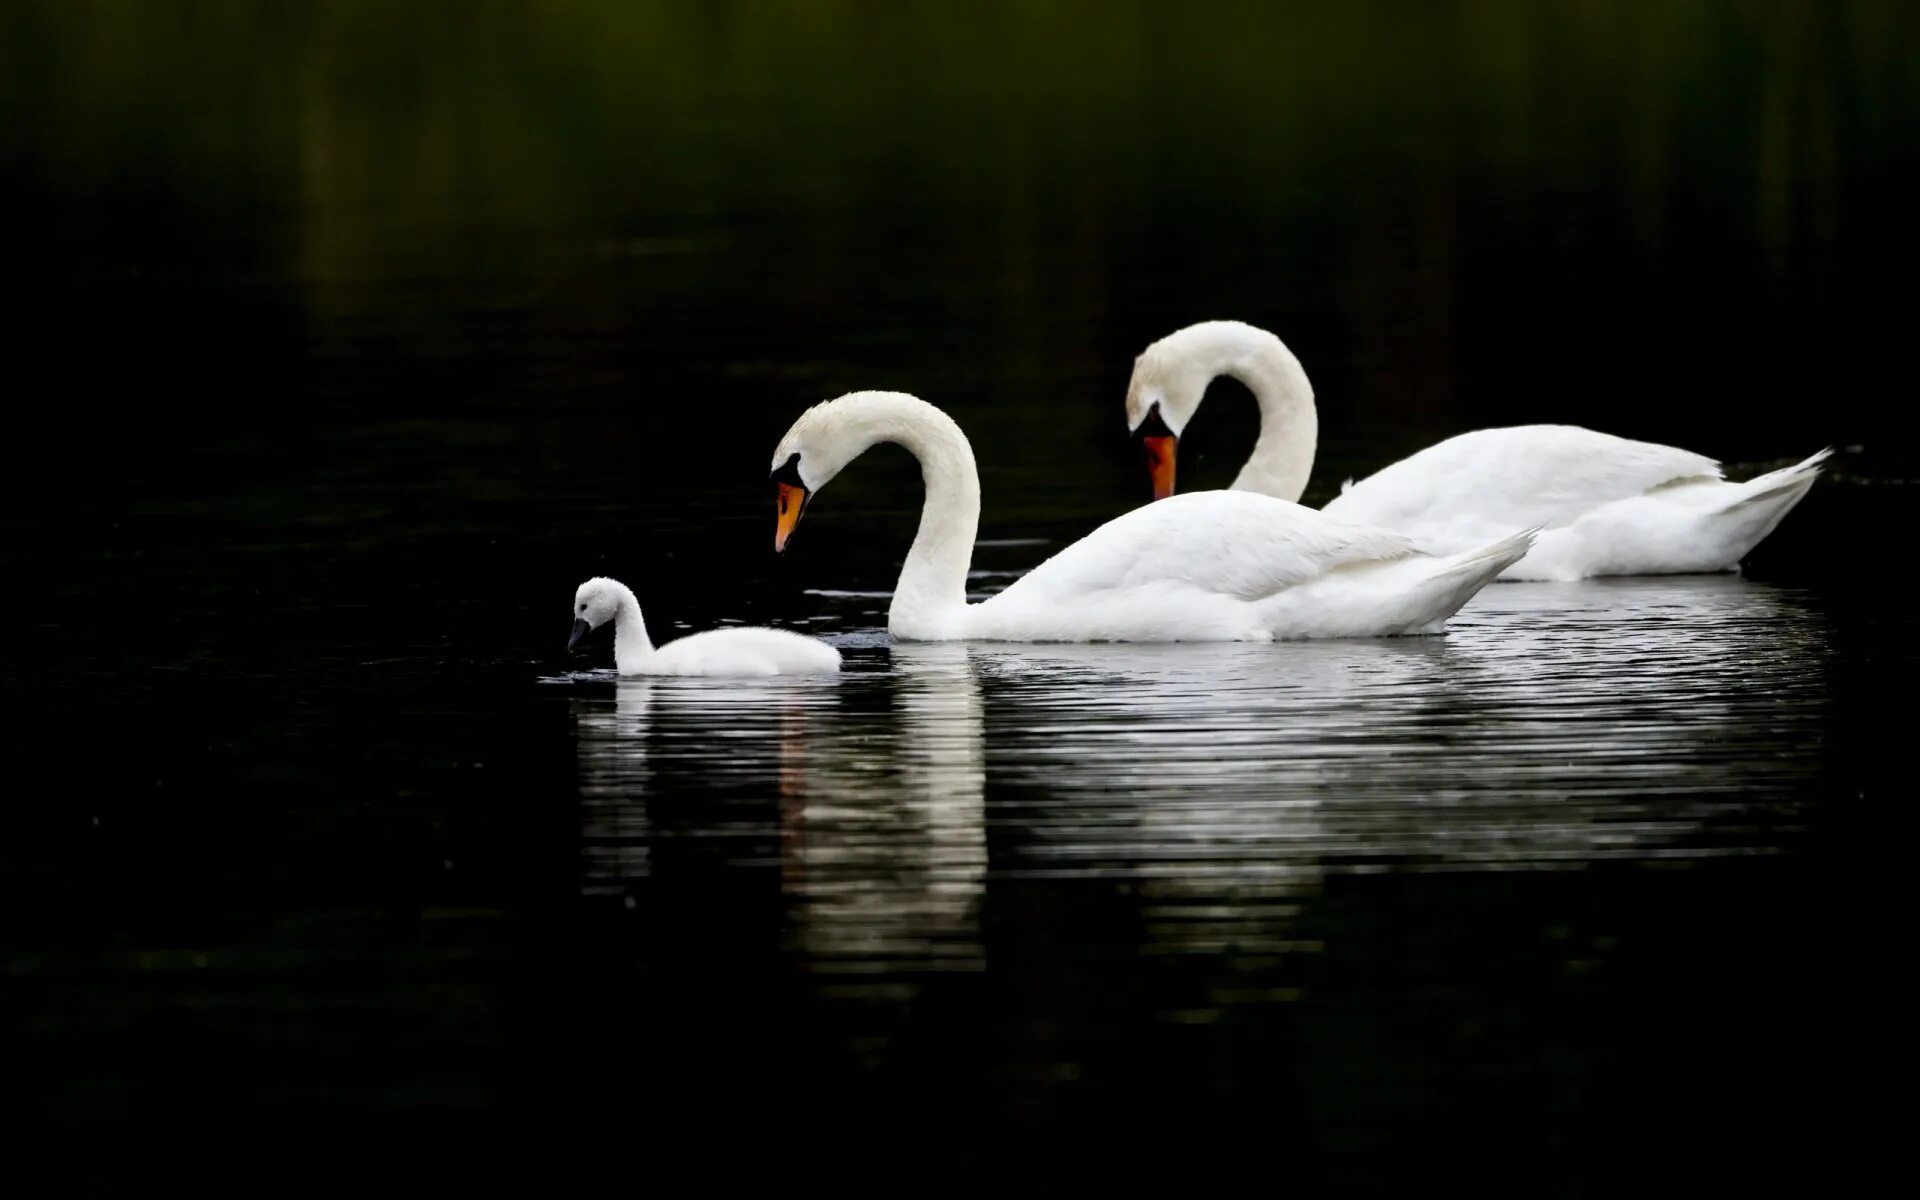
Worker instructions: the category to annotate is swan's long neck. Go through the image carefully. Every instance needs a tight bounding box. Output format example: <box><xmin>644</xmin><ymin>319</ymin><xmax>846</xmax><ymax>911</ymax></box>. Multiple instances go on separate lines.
<box><xmin>891</xmin><ymin>405</ymin><xmax>981</xmax><ymax>638</ymax></box>
<box><xmin>609</xmin><ymin>583</ymin><xmax>655</xmax><ymax>673</ymax></box>
<box><xmin>823</xmin><ymin>394</ymin><xmax>981</xmax><ymax>638</ymax></box>
<box><xmin>1220</xmin><ymin>335</ymin><xmax>1319</xmax><ymax>504</ymax></box>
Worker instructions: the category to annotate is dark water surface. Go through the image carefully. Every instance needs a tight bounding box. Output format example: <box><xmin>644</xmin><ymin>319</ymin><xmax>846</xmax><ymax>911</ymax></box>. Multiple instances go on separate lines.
<box><xmin>4</xmin><ymin>2</ymin><xmax>1916</xmax><ymax>1193</ymax></box>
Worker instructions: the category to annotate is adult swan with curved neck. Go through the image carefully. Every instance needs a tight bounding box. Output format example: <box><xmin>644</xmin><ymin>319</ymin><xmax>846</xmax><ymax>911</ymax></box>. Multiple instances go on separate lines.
<box><xmin>1125</xmin><ymin>321</ymin><xmax>1829</xmax><ymax>582</ymax></box>
<box><xmin>770</xmin><ymin>391</ymin><xmax>1535</xmax><ymax>642</ymax></box>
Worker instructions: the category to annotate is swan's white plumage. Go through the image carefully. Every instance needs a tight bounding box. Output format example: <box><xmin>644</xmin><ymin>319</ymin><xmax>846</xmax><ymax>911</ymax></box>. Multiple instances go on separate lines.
<box><xmin>771</xmin><ymin>392</ymin><xmax>1530</xmax><ymax>642</ymax></box>
<box><xmin>1320</xmin><ymin>425</ymin><xmax>1720</xmax><ymax>532</ymax></box>
<box><xmin>572</xmin><ymin>577</ymin><xmax>840</xmax><ymax>676</ymax></box>
<box><xmin>1128</xmin><ymin>321</ymin><xmax>1827</xmax><ymax>581</ymax></box>
<box><xmin>638</xmin><ymin>627</ymin><xmax>843</xmax><ymax>676</ymax></box>
<box><xmin>996</xmin><ymin>490</ymin><xmax>1422</xmax><ymax>603</ymax></box>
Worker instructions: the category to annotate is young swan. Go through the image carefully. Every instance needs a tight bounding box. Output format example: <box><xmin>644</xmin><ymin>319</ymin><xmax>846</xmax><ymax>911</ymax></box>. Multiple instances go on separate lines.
<box><xmin>569</xmin><ymin>577</ymin><xmax>840</xmax><ymax>676</ymax></box>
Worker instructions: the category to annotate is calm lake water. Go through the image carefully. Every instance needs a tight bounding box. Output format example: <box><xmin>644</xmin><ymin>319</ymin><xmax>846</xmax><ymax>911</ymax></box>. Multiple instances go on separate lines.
<box><xmin>3</xmin><ymin>1</ymin><xmax>1915</xmax><ymax>1193</ymax></box>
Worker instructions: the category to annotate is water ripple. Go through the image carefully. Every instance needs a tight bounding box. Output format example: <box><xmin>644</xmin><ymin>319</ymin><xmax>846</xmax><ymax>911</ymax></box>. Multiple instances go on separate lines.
<box><xmin>568</xmin><ymin>574</ymin><xmax>1830</xmax><ymax>995</ymax></box>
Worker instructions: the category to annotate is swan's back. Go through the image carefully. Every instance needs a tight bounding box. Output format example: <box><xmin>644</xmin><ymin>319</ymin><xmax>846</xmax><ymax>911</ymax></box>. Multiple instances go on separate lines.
<box><xmin>958</xmin><ymin>491</ymin><xmax>1523</xmax><ymax>642</ymax></box>
<box><xmin>993</xmin><ymin>491</ymin><xmax>1421</xmax><ymax>605</ymax></box>
<box><xmin>1321</xmin><ymin>425</ymin><xmax>1721</xmax><ymax>532</ymax></box>
<box><xmin>649</xmin><ymin>627</ymin><xmax>842</xmax><ymax>676</ymax></box>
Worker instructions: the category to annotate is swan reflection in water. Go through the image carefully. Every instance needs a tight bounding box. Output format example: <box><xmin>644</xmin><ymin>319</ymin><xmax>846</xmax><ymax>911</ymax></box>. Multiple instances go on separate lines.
<box><xmin>572</xmin><ymin>574</ymin><xmax>1830</xmax><ymax>1016</ymax></box>
<box><xmin>954</xmin><ymin>574</ymin><xmax>1831</xmax><ymax>997</ymax></box>
<box><xmin>774</xmin><ymin>643</ymin><xmax>986</xmax><ymax>982</ymax></box>
<box><xmin>973</xmin><ymin>574</ymin><xmax>1829</xmax><ymax>880</ymax></box>
<box><xmin>570</xmin><ymin>643</ymin><xmax>987</xmax><ymax>983</ymax></box>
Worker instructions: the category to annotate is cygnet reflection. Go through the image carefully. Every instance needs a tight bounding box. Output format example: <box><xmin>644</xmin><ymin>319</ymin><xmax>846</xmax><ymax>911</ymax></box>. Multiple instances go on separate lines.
<box><xmin>569</xmin><ymin>646</ymin><xmax>987</xmax><ymax>981</ymax></box>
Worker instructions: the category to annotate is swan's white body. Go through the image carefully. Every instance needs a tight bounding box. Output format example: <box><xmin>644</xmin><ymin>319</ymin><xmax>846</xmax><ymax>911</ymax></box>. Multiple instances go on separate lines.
<box><xmin>571</xmin><ymin>577</ymin><xmax>841</xmax><ymax>676</ymax></box>
<box><xmin>1126</xmin><ymin>321</ymin><xmax>1828</xmax><ymax>582</ymax></box>
<box><xmin>1320</xmin><ymin>426</ymin><xmax>1830</xmax><ymax>582</ymax></box>
<box><xmin>770</xmin><ymin>391</ymin><xmax>1533</xmax><ymax>642</ymax></box>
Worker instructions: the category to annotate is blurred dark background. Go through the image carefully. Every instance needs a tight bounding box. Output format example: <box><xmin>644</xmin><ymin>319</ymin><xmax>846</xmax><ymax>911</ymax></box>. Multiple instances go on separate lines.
<box><xmin>4</xmin><ymin>0</ymin><xmax>1913</xmax><ymax>656</ymax></box>
<box><xmin>6</xmin><ymin>0</ymin><xmax>1915</xmax><ymax>513</ymax></box>
<box><xmin>2</xmin><ymin>1</ymin><xmax>1914</xmax><ymax>1192</ymax></box>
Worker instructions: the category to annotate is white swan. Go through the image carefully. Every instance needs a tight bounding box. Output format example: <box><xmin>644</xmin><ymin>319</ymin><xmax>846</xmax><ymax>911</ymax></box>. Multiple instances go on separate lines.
<box><xmin>769</xmin><ymin>391</ymin><xmax>1534</xmax><ymax>641</ymax></box>
<box><xmin>1125</xmin><ymin>321</ymin><xmax>1830</xmax><ymax>581</ymax></box>
<box><xmin>569</xmin><ymin>577</ymin><xmax>841</xmax><ymax>676</ymax></box>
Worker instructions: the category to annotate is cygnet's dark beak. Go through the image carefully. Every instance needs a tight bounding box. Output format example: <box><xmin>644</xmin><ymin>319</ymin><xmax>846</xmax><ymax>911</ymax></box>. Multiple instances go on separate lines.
<box><xmin>568</xmin><ymin>618</ymin><xmax>591</xmax><ymax>651</ymax></box>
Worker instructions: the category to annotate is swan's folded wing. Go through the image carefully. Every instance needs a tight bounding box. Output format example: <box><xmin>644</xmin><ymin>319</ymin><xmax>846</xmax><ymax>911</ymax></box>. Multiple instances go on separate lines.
<box><xmin>997</xmin><ymin>491</ymin><xmax>1425</xmax><ymax>605</ymax></box>
<box><xmin>1321</xmin><ymin>425</ymin><xmax>1723</xmax><ymax>531</ymax></box>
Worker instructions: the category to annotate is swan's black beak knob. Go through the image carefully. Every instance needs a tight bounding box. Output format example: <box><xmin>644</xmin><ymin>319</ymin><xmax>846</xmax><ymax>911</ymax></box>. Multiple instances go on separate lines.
<box><xmin>1135</xmin><ymin>403</ymin><xmax>1179</xmax><ymax>500</ymax></box>
<box><xmin>568</xmin><ymin>618</ymin><xmax>590</xmax><ymax>651</ymax></box>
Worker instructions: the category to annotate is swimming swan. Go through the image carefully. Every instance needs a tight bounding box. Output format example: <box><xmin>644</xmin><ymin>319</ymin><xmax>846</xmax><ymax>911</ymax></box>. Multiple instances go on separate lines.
<box><xmin>769</xmin><ymin>390</ymin><xmax>1535</xmax><ymax>641</ymax></box>
<box><xmin>1125</xmin><ymin>321</ymin><xmax>1829</xmax><ymax>581</ymax></box>
<box><xmin>569</xmin><ymin>577</ymin><xmax>841</xmax><ymax>676</ymax></box>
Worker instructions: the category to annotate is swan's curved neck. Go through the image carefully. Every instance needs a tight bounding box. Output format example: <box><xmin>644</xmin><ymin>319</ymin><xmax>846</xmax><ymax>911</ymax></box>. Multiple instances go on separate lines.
<box><xmin>1218</xmin><ymin>337</ymin><xmax>1318</xmax><ymax>503</ymax></box>
<box><xmin>892</xmin><ymin>406</ymin><xmax>981</xmax><ymax>637</ymax></box>
<box><xmin>609</xmin><ymin>582</ymin><xmax>655</xmax><ymax>672</ymax></box>
<box><xmin>829</xmin><ymin>394</ymin><xmax>981</xmax><ymax>638</ymax></box>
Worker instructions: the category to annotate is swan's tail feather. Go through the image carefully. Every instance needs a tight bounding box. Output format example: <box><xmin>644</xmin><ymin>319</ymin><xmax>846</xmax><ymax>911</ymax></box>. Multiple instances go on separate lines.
<box><xmin>1680</xmin><ymin>447</ymin><xmax>1828</xmax><ymax>568</ymax></box>
<box><xmin>1384</xmin><ymin>525</ymin><xmax>1539</xmax><ymax>633</ymax></box>
<box><xmin>1430</xmin><ymin>525</ymin><xmax>1540</xmax><ymax>584</ymax></box>
<box><xmin>1716</xmin><ymin>446</ymin><xmax>1831</xmax><ymax>512</ymax></box>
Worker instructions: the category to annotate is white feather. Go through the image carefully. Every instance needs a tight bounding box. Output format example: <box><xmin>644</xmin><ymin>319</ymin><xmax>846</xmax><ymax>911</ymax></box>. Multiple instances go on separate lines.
<box><xmin>771</xmin><ymin>392</ymin><xmax>1529</xmax><ymax>642</ymax></box>
<box><xmin>1128</xmin><ymin>321</ymin><xmax>1827</xmax><ymax>580</ymax></box>
<box><xmin>572</xmin><ymin>577</ymin><xmax>840</xmax><ymax>676</ymax></box>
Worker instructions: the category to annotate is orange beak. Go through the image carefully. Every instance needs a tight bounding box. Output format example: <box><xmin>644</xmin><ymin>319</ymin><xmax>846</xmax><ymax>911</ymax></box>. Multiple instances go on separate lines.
<box><xmin>775</xmin><ymin>481</ymin><xmax>809</xmax><ymax>552</ymax></box>
<box><xmin>1142</xmin><ymin>435</ymin><xmax>1177</xmax><ymax>500</ymax></box>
